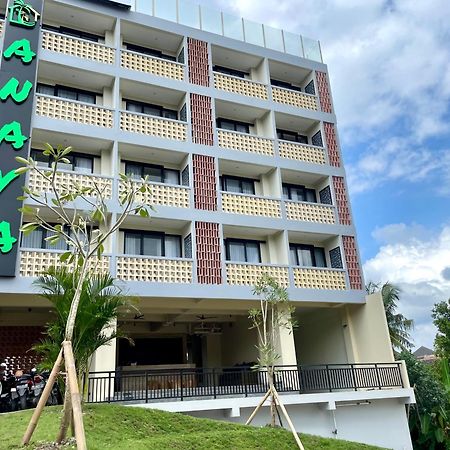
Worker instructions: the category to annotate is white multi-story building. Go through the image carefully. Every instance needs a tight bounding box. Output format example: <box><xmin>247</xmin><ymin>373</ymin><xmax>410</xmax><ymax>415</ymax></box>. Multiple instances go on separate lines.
<box><xmin>0</xmin><ymin>0</ymin><xmax>414</xmax><ymax>448</ymax></box>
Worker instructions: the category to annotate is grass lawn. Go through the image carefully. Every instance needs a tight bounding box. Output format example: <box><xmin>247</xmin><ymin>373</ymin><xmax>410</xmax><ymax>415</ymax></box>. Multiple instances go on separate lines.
<box><xmin>0</xmin><ymin>404</ymin><xmax>386</xmax><ymax>450</ymax></box>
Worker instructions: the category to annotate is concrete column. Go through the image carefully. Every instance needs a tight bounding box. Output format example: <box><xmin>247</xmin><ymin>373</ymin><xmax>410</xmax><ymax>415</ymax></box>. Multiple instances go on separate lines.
<box><xmin>89</xmin><ymin>319</ymin><xmax>117</xmax><ymax>373</ymax></box>
<box><xmin>274</xmin><ymin>305</ymin><xmax>298</xmax><ymax>366</ymax></box>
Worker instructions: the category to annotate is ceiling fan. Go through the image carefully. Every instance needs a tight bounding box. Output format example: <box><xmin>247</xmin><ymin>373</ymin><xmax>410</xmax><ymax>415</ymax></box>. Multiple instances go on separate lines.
<box><xmin>196</xmin><ymin>314</ymin><xmax>217</xmax><ymax>321</ymax></box>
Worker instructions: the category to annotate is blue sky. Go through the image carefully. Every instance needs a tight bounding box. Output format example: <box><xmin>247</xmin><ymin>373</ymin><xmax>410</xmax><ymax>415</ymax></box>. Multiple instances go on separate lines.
<box><xmin>199</xmin><ymin>0</ymin><xmax>450</xmax><ymax>348</ymax></box>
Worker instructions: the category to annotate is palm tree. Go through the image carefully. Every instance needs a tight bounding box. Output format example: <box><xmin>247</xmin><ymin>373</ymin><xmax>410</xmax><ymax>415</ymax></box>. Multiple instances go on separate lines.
<box><xmin>33</xmin><ymin>266</ymin><xmax>134</xmax><ymax>384</ymax></box>
<box><xmin>366</xmin><ymin>281</ymin><xmax>414</xmax><ymax>353</ymax></box>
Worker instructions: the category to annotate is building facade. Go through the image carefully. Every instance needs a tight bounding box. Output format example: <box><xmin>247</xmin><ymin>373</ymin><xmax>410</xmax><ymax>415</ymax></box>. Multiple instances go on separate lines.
<box><xmin>0</xmin><ymin>0</ymin><xmax>414</xmax><ymax>448</ymax></box>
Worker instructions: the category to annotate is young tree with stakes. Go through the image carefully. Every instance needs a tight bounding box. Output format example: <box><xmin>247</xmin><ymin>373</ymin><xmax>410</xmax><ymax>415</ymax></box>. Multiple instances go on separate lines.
<box><xmin>17</xmin><ymin>144</ymin><xmax>153</xmax><ymax>450</ymax></box>
<box><xmin>246</xmin><ymin>274</ymin><xmax>304</xmax><ymax>450</ymax></box>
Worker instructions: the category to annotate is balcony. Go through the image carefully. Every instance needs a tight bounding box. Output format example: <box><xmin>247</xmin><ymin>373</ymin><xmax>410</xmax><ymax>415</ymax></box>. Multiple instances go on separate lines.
<box><xmin>221</xmin><ymin>192</ymin><xmax>281</xmax><ymax>218</ymax></box>
<box><xmin>214</xmin><ymin>72</ymin><xmax>268</xmax><ymax>100</ymax></box>
<box><xmin>116</xmin><ymin>256</ymin><xmax>193</xmax><ymax>283</ymax></box>
<box><xmin>218</xmin><ymin>130</ymin><xmax>274</xmax><ymax>156</ymax></box>
<box><xmin>119</xmin><ymin>180</ymin><xmax>190</xmax><ymax>208</ymax></box>
<box><xmin>293</xmin><ymin>267</ymin><xmax>346</xmax><ymax>290</ymax></box>
<box><xmin>285</xmin><ymin>201</ymin><xmax>336</xmax><ymax>224</ymax></box>
<box><xmin>28</xmin><ymin>170</ymin><xmax>113</xmax><ymax>199</ymax></box>
<box><xmin>272</xmin><ymin>86</ymin><xmax>318</xmax><ymax>110</ymax></box>
<box><xmin>20</xmin><ymin>250</ymin><xmax>110</xmax><ymax>277</ymax></box>
<box><xmin>278</xmin><ymin>140</ymin><xmax>326</xmax><ymax>165</ymax></box>
<box><xmin>121</xmin><ymin>50</ymin><xmax>184</xmax><ymax>81</ymax></box>
<box><xmin>226</xmin><ymin>262</ymin><xmax>289</xmax><ymax>287</ymax></box>
<box><xmin>36</xmin><ymin>94</ymin><xmax>114</xmax><ymax>128</ymax></box>
<box><xmin>42</xmin><ymin>30</ymin><xmax>115</xmax><ymax>64</ymax></box>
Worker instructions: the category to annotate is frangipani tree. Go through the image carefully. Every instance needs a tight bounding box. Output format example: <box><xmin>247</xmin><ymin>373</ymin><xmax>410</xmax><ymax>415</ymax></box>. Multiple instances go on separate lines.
<box><xmin>17</xmin><ymin>144</ymin><xmax>153</xmax><ymax>449</ymax></box>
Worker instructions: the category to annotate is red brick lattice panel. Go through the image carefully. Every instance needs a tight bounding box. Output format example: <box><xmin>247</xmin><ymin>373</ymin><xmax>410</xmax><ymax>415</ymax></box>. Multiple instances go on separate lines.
<box><xmin>0</xmin><ymin>326</ymin><xmax>44</xmax><ymax>371</ymax></box>
<box><xmin>333</xmin><ymin>176</ymin><xmax>351</xmax><ymax>226</ymax></box>
<box><xmin>342</xmin><ymin>236</ymin><xmax>363</xmax><ymax>290</ymax></box>
<box><xmin>316</xmin><ymin>71</ymin><xmax>333</xmax><ymax>113</ymax></box>
<box><xmin>196</xmin><ymin>222</ymin><xmax>222</xmax><ymax>284</ymax></box>
<box><xmin>324</xmin><ymin>122</ymin><xmax>341</xmax><ymax>167</ymax></box>
<box><xmin>193</xmin><ymin>154</ymin><xmax>217</xmax><ymax>210</ymax></box>
<box><xmin>188</xmin><ymin>38</ymin><xmax>210</xmax><ymax>86</ymax></box>
<box><xmin>191</xmin><ymin>94</ymin><xmax>214</xmax><ymax>145</ymax></box>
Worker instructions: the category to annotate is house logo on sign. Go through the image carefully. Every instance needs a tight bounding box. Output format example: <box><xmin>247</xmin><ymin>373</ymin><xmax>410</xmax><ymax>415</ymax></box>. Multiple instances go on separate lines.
<box><xmin>8</xmin><ymin>0</ymin><xmax>40</xmax><ymax>28</ymax></box>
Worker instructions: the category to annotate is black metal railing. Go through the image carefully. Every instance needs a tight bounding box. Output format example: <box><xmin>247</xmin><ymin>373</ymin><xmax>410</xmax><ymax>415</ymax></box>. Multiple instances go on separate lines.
<box><xmin>85</xmin><ymin>362</ymin><xmax>404</xmax><ymax>404</ymax></box>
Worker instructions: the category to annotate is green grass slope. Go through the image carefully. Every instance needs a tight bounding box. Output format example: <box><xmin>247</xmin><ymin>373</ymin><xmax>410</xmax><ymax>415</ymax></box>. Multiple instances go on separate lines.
<box><xmin>0</xmin><ymin>404</ymin><xmax>386</xmax><ymax>450</ymax></box>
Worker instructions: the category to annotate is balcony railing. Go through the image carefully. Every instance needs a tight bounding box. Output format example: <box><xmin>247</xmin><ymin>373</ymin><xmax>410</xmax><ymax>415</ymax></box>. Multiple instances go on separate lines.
<box><xmin>121</xmin><ymin>50</ymin><xmax>184</xmax><ymax>81</ymax></box>
<box><xmin>120</xmin><ymin>111</ymin><xmax>187</xmax><ymax>141</ymax></box>
<box><xmin>278</xmin><ymin>140</ymin><xmax>326</xmax><ymax>165</ymax></box>
<box><xmin>29</xmin><ymin>170</ymin><xmax>113</xmax><ymax>199</ymax></box>
<box><xmin>226</xmin><ymin>262</ymin><xmax>289</xmax><ymax>287</ymax></box>
<box><xmin>221</xmin><ymin>192</ymin><xmax>281</xmax><ymax>218</ymax></box>
<box><xmin>119</xmin><ymin>181</ymin><xmax>190</xmax><ymax>208</ymax></box>
<box><xmin>285</xmin><ymin>201</ymin><xmax>336</xmax><ymax>224</ymax></box>
<box><xmin>86</xmin><ymin>362</ymin><xmax>405</xmax><ymax>403</ymax></box>
<box><xmin>293</xmin><ymin>267</ymin><xmax>347</xmax><ymax>290</ymax></box>
<box><xmin>20</xmin><ymin>250</ymin><xmax>110</xmax><ymax>277</ymax></box>
<box><xmin>42</xmin><ymin>30</ymin><xmax>115</xmax><ymax>64</ymax></box>
<box><xmin>272</xmin><ymin>86</ymin><xmax>318</xmax><ymax>110</ymax></box>
<box><xmin>116</xmin><ymin>256</ymin><xmax>193</xmax><ymax>283</ymax></box>
<box><xmin>218</xmin><ymin>130</ymin><xmax>274</xmax><ymax>156</ymax></box>
<box><xmin>213</xmin><ymin>72</ymin><xmax>268</xmax><ymax>100</ymax></box>
<box><xmin>36</xmin><ymin>94</ymin><xmax>114</xmax><ymax>128</ymax></box>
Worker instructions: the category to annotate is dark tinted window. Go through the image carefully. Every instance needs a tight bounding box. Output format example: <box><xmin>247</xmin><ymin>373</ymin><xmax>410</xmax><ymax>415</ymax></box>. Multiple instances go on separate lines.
<box><xmin>225</xmin><ymin>239</ymin><xmax>262</xmax><ymax>263</ymax></box>
<box><xmin>125</xmin><ymin>99</ymin><xmax>178</xmax><ymax>120</ymax></box>
<box><xmin>290</xmin><ymin>244</ymin><xmax>326</xmax><ymax>268</ymax></box>
<box><xmin>216</xmin><ymin>118</ymin><xmax>251</xmax><ymax>134</ymax></box>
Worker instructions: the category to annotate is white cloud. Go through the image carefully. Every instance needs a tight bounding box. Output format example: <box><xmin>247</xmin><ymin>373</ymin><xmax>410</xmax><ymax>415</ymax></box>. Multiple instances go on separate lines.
<box><xmin>364</xmin><ymin>224</ymin><xmax>450</xmax><ymax>348</ymax></box>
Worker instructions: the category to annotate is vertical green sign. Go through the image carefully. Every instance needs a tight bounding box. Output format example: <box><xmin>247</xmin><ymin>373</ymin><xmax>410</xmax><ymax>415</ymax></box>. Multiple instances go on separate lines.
<box><xmin>0</xmin><ymin>0</ymin><xmax>42</xmax><ymax>276</ymax></box>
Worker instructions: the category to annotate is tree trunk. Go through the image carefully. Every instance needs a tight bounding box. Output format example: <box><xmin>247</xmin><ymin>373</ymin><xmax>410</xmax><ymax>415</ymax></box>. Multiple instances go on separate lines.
<box><xmin>268</xmin><ymin>368</ymin><xmax>276</xmax><ymax>427</ymax></box>
<box><xmin>56</xmin><ymin>388</ymin><xmax>72</xmax><ymax>443</ymax></box>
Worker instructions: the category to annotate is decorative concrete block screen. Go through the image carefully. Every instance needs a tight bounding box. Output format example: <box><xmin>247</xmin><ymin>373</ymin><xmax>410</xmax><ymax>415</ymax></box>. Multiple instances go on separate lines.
<box><xmin>316</xmin><ymin>71</ymin><xmax>333</xmax><ymax>113</ymax></box>
<box><xmin>196</xmin><ymin>222</ymin><xmax>222</xmax><ymax>284</ymax></box>
<box><xmin>293</xmin><ymin>268</ymin><xmax>346</xmax><ymax>290</ymax></box>
<box><xmin>342</xmin><ymin>236</ymin><xmax>363</xmax><ymax>290</ymax></box>
<box><xmin>271</xmin><ymin>87</ymin><xmax>318</xmax><ymax>110</ymax></box>
<box><xmin>218</xmin><ymin>130</ymin><xmax>274</xmax><ymax>155</ymax></box>
<box><xmin>333</xmin><ymin>176</ymin><xmax>352</xmax><ymax>225</ymax></box>
<box><xmin>221</xmin><ymin>193</ymin><xmax>281</xmax><ymax>218</ymax></box>
<box><xmin>190</xmin><ymin>94</ymin><xmax>214</xmax><ymax>145</ymax></box>
<box><xmin>285</xmin><ymin>202</ymin><xmax>335</xmax><ymax>224</ymax></box>
<box><xmin>226</xmin><ymin>263</ymin><xmax>289</xmax><ymax>287</ymax></box>
<box><xmin>214</xmin><ymin>73</ymin><xmax>268</xmax><ymax>99</ymax></box>
<box><xmin>188</xmin><ymin>38</ymin><xmax>209</xmax><ymax>86</ymax></box>
<box><xmin>193</xmin><ymin>154</ymin><xmax>217</xmax><ymax>210</ymax></box>
<box><xmin>324</xmin><ymin>122</ymin><xmax>341</xmax><ymax>167</ymax></box>
<box><xmin>278</xmin><ymin>141</ymin><xmax>326</xmax><ymax>165</ymax></box>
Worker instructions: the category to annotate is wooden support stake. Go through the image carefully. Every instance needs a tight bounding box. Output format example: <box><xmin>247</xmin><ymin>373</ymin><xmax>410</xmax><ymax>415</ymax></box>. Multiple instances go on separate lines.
<box><xmin>245</xmin><ymin>388</ymin><xmax>272</xmax><ymax>425</ymax></box>
<box><xmin>56</xmin><ymin>388</ymin><xmax>73</xmax><ymax>443</ymax></box>
<box><xmin>22</xmin><ymin>349</ymin><xmax>64</xmax><ymax>445</ymax></box>
<box><xmin>272</xmin><ymin>387</ymin><xmax>305</xmax><ymax>450</ymax></box>
<box><xmin>63</xmin><ymin>341</ymin><xmax>87</xmax><ymax>450</ymax></box>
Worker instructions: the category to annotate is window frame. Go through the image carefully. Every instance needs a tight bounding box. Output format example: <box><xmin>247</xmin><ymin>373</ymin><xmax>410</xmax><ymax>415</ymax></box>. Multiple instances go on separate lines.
<box><xmin>42</xmin><ymin>24</ymin><xmax>102</xmax><ymax>43</ymax></box>
<box><xmin>216</xmin><ymin>118</ymin><xmax>251</xmax><ymax>134</ymax></box>
<box><xmin>124</xmin><ymin>42</ymin><xmax>176</xmax><ymax>61</ymax></box>
<box><xmin>289</xmin><ymin>243</ymin><xmax>326</xmax><ymax>268</ymax></box>
<box><xmin>282</xmin><ymin>183</ymin><xmax>316</xmax><ymax>203</ymax></box>
<box><xmin>123</xmin><ymin>230</ymin><xmax>182</xmax><ymax>258</ymax></box>
<box><xmin>276</xmin><ymin>128</ymin><xmax>308</xmax><ymax>144</ymax></box>
<box><xmin>124</xmin><ymin>161</ymin><xmax>181</xmax><ymax>185</ymax></box>
<box><xmin>221</xmin><ymin>175</ymin><xmax>257</xmax><ymax>195</ymax></box>
<box><xmin>270</xmin><ymin>78</ymin><xmax>302</xmax><ymax>92</ymax></box>
<box><xmin>36</xmin><ymin>83</ymin><xmax>98</xmax><ymax>104</ymax></box>
<box><xmin>30</xmin><ymin>149</ymin><xmax>95</xmax><ymax>174</ymax></box>
<box><xmin>213</xmin><ymin>65</ymin><xmax>249</xmax><ymax>79</ymax></box>
<box><xmin>224</xmin><ymin>238</ymin><xmax>263</xmax><ymax>263</ymax></box>
<box><xmin>124</xmin><ymin>99</ymin><xmax>178</xmax><ymax>120</ymax></box>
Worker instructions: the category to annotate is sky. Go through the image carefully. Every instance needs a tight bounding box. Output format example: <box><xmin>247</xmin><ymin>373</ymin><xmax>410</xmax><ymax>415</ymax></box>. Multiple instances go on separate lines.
<box><xmin>199</xmin><ymin>0</ymin><xmax>450</xmax><ymax>349</ymax></box>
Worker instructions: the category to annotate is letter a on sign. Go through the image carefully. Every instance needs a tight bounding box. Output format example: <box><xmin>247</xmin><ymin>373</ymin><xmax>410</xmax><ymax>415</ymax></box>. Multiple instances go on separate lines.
<box><xmin>3</xmin><ymin>38</ymin><xmax>36</xmax><ymax>64</ymax></box>
<box><xmin>0</xmin><ymin>121</ymin><xmax>27</xmax><ymax>149</ymax></box>
<box><xmin>0</xmin><ymin>78</ymin><xmax>33</xmax><ymax>103</ymax></box>
<box><xmin>0</xmin><ymin>221</ymin><xmax>17</xmax><ymax>254</ymax></box>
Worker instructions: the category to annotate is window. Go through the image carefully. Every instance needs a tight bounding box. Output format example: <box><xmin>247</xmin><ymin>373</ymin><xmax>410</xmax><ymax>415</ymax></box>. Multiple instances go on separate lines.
<box><xmin>125</xmin><ymin>42</ymin><xmax>176</xmax><ymax>61</ymax></box>
<box><xmin>125</xmin><ymin>99</ymin><xmax>178</xmax><ymax>120</ymax></box>
<box><xmin>282</xmin><ymin>183</ymin><xmax>316</xmax><ymax>203</ymax></box>
<box><xmin>124</xmin><ymin>161</ymin><xmax>180</xmax><ymax>185</ymax></box>
<box><xmin>271</xmin><ymin>78</ymin><xmax>302</xmax><ymax>92</ymax></box>
<box><xmin>42</xmin><ymin>24</ymin><xmax>102</xmax><ymax>43</ymax></box>
<box><xmin>216</xmin><ymin>118</ymin><xmax>251</xmax><ymax>134</ymax></box>
<box><xmin>124</xmin><ymin>231</ymin><xmax>181</xmax><ymax>258</ymax></box>
<box><xmin>37</xmin><ymin>84</ymin><xmax>97</xmax><ymax>104</ymax></box>
<box><xmin>31</xmin><ymin>149</ymin><xmax>94</xmax><ymax>174</ymax></box>
<box><xmin>289</xmin><ymin>244</ymin><xmax>326</xmax><ymax>268</ymax></box>
<box><xmin>213</xmin><ymin>65</ymin><xmax>248</xmax><ymax>79</ymax></box>
<box><xmin>276</xmin><ymin>129</ymin><xmax>308</xmax><ymax>144</ymax></box>
<box><xmin>221</xmin><ymin>175</ymin><xmax>255</xmax><ymax>195</ymax></box>
<box><xmin>225</xmin><ymin>239</ymin><xmax>262</xmax><ymax>263</ymax></box>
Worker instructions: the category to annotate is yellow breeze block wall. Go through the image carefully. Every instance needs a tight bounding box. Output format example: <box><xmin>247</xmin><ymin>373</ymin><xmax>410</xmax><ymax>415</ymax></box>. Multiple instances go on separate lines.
<box><xmin>226</xmin><ymin>263</ymin><xmax>289</xmax><ymax>287</ymax></box>
<box><xmin>120</xmin><ymin>112</ymin><xmax>187</xmax><ymax>141</ymax></box>
<box><xmin>121</xmin><ymin>51</ymin><xmax>184</xmax><ymax>80</ymax></box>
<box><xmin>272</xmin><ymin>87</ymin><xmax>318</xmax><ymax>110</ymax></box>
<box><xmin>116</xmin><ymin>257</ymin><xmax>193</xmax><ymax>283</ymax></box>
<box><xmin>218</xmin><ymin>130</ymin><xmax>274</xmax><ymax>156</ymax></box>
<box><xmin>214</xmin><ymin>73</ymin><xmax>268</xmax><ymax>99</ymax></box>
<box><xmin>278</xmin><ymin>141</ymin><xmax>326</xmax><ymax>165</ymax></box>
<box><xmin>294</xmin><ymin>268</ymin><xmax>347</xmax><ymax>290</ymax></box>
<box><xmin>36</xmin><ymin>95</ymin><xmax>113</xmax><ymax>127</ymax></box>
<box><xmin>119</xmin><ymin>181</ymin><xmax>190</xmax><ymax>208</ymax></box>
<box><xmin>285</xmin><ymin>202</ymin><xmax>336</xmax><ymax>224</ymax></box>
<box><xmin>221</xmin><ymin>193</ymin><xmax>281</xmax><ymax>218</ymax></box>
<box><xmin>42</xmin><ymin>31</ymin><xmax>115</xmax><ymax>64</ymax></box>
<box><xmin>29</xmin><ymin>171</ymin><xmax>113</xmax><ymax>199</ymax></box>
<box><xmin>20</xmin><ymin>251</ymin><xmax>110</xmax><ymax>277</ymax></box>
